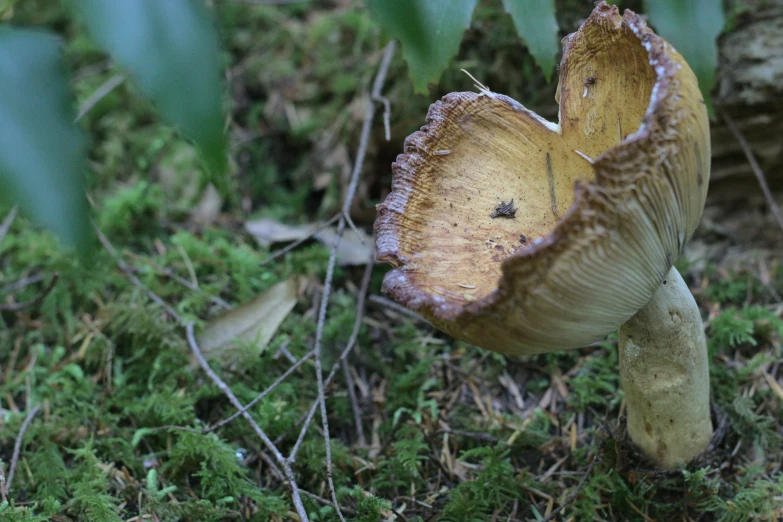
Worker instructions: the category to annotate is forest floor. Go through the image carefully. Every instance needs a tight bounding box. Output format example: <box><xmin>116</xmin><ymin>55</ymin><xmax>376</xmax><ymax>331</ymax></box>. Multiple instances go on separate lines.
<box><xmin>1</xmin><ymin>1</ymin><xmax>782</xmax><ymax>521</ymax></box>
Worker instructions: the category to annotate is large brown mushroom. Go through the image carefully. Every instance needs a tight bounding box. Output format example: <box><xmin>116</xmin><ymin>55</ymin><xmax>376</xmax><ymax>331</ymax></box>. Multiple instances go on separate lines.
<box><xmin>375</xmin><ymin>2</ymin><xmax>712</xmax><ymax>469</ymax></box>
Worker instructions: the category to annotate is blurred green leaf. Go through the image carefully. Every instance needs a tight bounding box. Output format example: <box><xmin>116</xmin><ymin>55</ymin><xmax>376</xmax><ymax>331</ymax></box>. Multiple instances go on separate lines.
<box><xmin>72</xmin><ymin>0</ymin><xmax>227</xmax><ymax>173</ymax></box>
<box><xmin>643</xmin><ymin>0</ymin><xmax>724</xmax><ymax>114</ymax></box>
<box><xmin>367</xmin><ymin>0</ymin><xmax>478</xmax><ymax>94</ymax></box>
<box><xmin>501</xmin><ymin>0</ymin><xmax>559</xmax><ymax>81</ymax></box>
<box><xmin>0</xmin><ymin>29</ymin><xmax>90</xmax><ymax>252</ymax></box>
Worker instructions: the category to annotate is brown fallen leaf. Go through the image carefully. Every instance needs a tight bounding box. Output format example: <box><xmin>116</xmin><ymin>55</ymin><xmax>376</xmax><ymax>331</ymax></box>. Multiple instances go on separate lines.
<box><xmin>244</xmin><ymin>218</ymin><xmax>314</xmax><ymax>246</ymax></box>
<box><xmin>244</xmin><ymin>218</ymin><xmax>374</xmax><ymax>265</ymax></box>
<box><xmin>190</xmin><ymin>184</ymin><xmax>223</xmax><ymax>225</ymax></box>
<box><xmin>314</xmin><ymin>226</ymin><xmax>374</xmax><ymax>265</ymax></box>
<box><xmin>197</xmin><ymin>278</ymin><xmax>297</xmax><ymax>362</ymax></box>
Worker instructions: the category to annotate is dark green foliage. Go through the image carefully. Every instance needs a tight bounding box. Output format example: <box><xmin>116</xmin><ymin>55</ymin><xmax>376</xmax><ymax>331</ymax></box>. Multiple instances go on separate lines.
<box><xmin>0</xmin><ymin>29</ymin><xmax>90</xmax><ymax>252</ymax></box>
<box><xmin>374</xmin><ymin>425</ymin><xmax>429</xmax><ymax>491</ymax></box>
<box><xmin>341</xmin><ymin>486</ymin><xmax>392</xmax><ymax>522</ymax></box>
<box><xmin>501</xmin><ymin>0</ymin><xmax>559</xmax><ymax>80</ymax></box>
<box><xmin>702</xmin><ymin>267</ymin><xmax>770</xmax><ymax>305</ymax></box>
<box><xmin>367</xmin><ymin>0</ymin><xmax>479</xmax><ymax>94</ymax></box>
<box><xmin>709</xmin><ymin>305</ymin><xmax>783</xmax><ymax>350</ymax></box>
<box><xmin>565</xmin><ymin>345</ymin><xmax>619</xmax><ymax>411</ymax></box>
<box><xmin>440</xmin><ymin>446</ymin><xmax>522</xmax><ymax>521</ymax></box>
<box><xmin>729</xmin><ymin>396</ymin><xmax>781</xmax><ymax>451</ymax></box>
<box><xmin>644</xmin><ymin>0</ymin><xmax>724</xmax><ymax>114</ymax></box>
<box><xmin>72</xmin><ymin>0</ymin><xmax>228</xmax><ymax>174</ymax></box>
<box><xmin>64</xmin><ymin>441</ymin><xmax>123</xmax><ymax>521</ymax></box>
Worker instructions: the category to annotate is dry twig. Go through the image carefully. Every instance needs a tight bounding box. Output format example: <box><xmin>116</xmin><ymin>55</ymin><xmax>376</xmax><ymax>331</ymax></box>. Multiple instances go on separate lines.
<box><xmin>95</xmin><ymin>224</ymin><xmax>184</xmax><ymax>324</ymax></box>
<box><xmin>259</xmin><ymin>213</ymin><xmax>340</xmax><ymax>267</ymax></box>
<box><xmin>75</xmin><ymin>74</ymin><xmax>126</xmax><ymax>122</ymax></box>
<box><xmin>368</xmin><ymin>294</ymin><xmax>429</xmax><ymax>323</ymax></box>
<box><xmin>186</xmin><ymin>323</ymin><xmax>310</xmax><ymax>521</ymax></box>
<box><xmin>2</xmin><ymin>404</ymin><xmax>41</xmax><ymax>499</ymax></box>
<box><xmin>0</xmin><ymin>273</ymin><xmax>59</xmax><ymax>312</ymax></box>
<box><xmin>1</xmin><ymin>274</ymin><xmax>45</xmax><ymax>296</ymax></box>
<box><xmin>720</xmin><ymin>109</ymin><xmax>783</xmax><ymax>234</ymax></box>
<box><xmin>286</xmin><ymin>253</ymin><xmax>374</xmax><ymax>456</ymax></box>
<box><xmin>204</xmin><ymin>350</ymin><xmax>315</xmax><ymax>433</ymax></box>
<box><xmin>371</xmin><ymin>43</ymin><xmax>396</xmax><ymax>142</ymax></box>
<box><xmin>0</xmin><ymin>205</ymin><xmax>18</xmax><ymax>247</ymax></box>
<box><xmin>125</xmin><ymin>252</ymin><xmax>232</xmax><ymax>310</ymax></box>
<box><xmin>541</xmin><ymin>454</ymin><xmax>601</xmax><ymax>522</ymax></box>
<box><xmin>343</xmin><ymin>362</ymin><xmax>367</xmax><ymax>447</ymax></box>
<box><xmin>299</xmin><ymin>490</ymin><xmax>357</xmax><ymax>516</ymax></box>
<box><xmin>342</xmin><ymin>258</ymin><xmax>375</xmax><ymax>447</ymax></box>
<box><xmin>295</xmin><ymin>41</ymin><xmax>396</xmax><ymax>519</ymax></box>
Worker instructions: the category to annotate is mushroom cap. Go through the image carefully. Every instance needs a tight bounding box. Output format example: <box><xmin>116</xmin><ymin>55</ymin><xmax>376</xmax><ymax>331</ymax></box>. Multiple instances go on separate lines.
<box><xmin>374</xmin><ymin>2</ymin><xmax>710</xmax><ymax>355</ymax></box>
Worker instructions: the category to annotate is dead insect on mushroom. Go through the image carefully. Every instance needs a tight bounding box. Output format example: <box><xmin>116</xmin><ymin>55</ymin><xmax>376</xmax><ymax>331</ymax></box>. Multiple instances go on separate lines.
<box><xmin>491</xmin><ymin>199</ymin><xmax>517</xmax><ymax>219</ymax></box>
<box><xmin>520</xmin><ymin>234</ymin><xmax>527</xmax><ymax>244</ymax></box>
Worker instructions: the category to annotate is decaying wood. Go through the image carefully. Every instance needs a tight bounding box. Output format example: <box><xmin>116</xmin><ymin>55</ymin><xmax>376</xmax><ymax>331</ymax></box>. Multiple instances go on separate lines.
<box><xmin>709</xmin><ymin>1</ymin><xmax>783</xmax><ymax>205</ymax></box>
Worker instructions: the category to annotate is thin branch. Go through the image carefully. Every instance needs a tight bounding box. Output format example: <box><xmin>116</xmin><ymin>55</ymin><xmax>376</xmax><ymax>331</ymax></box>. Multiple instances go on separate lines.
<box><xmin>0</xmin><ymin>205</ymin><xmax>18</xmax><ymax>247</ymax></box>
<box><xmin>540</xmin><ymin>454</ymin><xmax>601</xmax><ymax>522</ymax></box>
<box><xmin>433</xmin><ymin>429</ymin><xmax>499</xmax><ymax>444</ymax></box>
<box><xmin>1</xmin><ymin>274</ymin><xmax>45</xmax><ymax>296</ymax></box>
<box><xmin>289</xmin><ymin>389</ymin><xmax>322</xmax><ymax>460</ymax></box>
<box><xmin>299</xmin><ymin>489</ymin><xmax>357</xmax><ymax>516</ymax></box>
<box><xmin>75</xmin><ymin>74</ymin><xmax>126</xmax><ymax>122</ymax></box>
<box><xmin>94</xmin><ymin>224</ymin><xmax>184</xmax><ymax>324</ymax></box>
<box><xmin>275</xmin><ymin>341</ymin><xmax>298</xmax><ymax>364</ymax></box>
<box><xmin>310</xmin><ymin>229</ymin><xmax>356</xmax><ymax>522</ymax></box>
<box><xmin>2</xmin><ymin>404</ymin><xmax>40</xmax><ymax>498</ymax></box>
<box><xmin>0</xmin><ymin>273</ymin><xmax>59</xmax><ymax>312</ymax></box>
<box><xmin>342</xmin><ymin>260</ymin><xmax>374</xmax><ymax>448</ymax></box>
<box><xmin>204</xmin><ymin>350</ymin><xmax>314</xmax><ymax>434</ymax></box>
<box><xmin>125</xmin><ymin>252</ymin><xmax>232</xmax><ymax>310</ymax></box>
<box><xmin>343</xmin><ymin>211</ymin><xmax>365</xmax><ymax>245</ymax></box>
<box><xmin>289</xmin><ymin>256</ymin><xmax>374</xmax><ymax>460</ymax></box>
<box><xmin>371</xmin><ymin>42</ymin><xmax>396</xmax><ymax>142</ymax></box>
<box><xmin>259</xmin><ymin>213</ymin><xmax>340</xmax><ymax>267</ymax></box>
<box><xmin>185</xmin><ymin>323</ymin><xmax>309</xmax><ymax>521</ymax></box>
<box><xmin>720</xmin><ymin>109</ymin><xmax>783</xmax><ymax>234</ymax></box>
<box><xmin>343</xmin><ymin>362</ymin><xmax>367</xmax><ymax>447</ymax></box>
<box><xmin>295</xmin><ymin>41</ymin><xmax>395</xmax><ymax>520</ymax></box>
<box><xmin>368</xmin><ymin>294</ymin><xmax>429</xmax><ymax>323</ymax></box>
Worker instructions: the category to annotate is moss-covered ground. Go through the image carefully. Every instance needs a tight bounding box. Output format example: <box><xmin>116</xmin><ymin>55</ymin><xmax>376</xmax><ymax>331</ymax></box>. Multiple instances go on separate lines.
<box><xmin>1</xmin><ymin>1</ymin><xmax>782</xmax><ymax>521</ymax></box>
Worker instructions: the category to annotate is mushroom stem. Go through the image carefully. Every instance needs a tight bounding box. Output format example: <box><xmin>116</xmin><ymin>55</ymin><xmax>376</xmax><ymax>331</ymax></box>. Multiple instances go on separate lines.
<box><xmin>618</xmin><ymin>266</ymin><xmax>712</xmax><ymax>469</ymax></box>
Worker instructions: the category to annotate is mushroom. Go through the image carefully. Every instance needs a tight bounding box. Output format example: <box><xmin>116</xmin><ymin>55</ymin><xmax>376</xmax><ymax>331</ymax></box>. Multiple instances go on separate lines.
<box><xmin>374</xmin><ymin>2</ymin><xmax>712</xmax><ymax>469</ymax></box>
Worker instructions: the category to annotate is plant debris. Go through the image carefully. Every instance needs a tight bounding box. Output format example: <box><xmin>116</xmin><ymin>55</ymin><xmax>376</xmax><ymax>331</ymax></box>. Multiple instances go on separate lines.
<box><xmin>491</xmin><ymin>199</ymin><xmax>517</xmax><ymax>218</ymax></box>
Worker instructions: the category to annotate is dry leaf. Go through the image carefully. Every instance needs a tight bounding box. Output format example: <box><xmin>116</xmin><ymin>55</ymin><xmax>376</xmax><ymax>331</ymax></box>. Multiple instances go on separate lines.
<box><xmin>190</xmin><ymin>184</ymin><xmax>223</xmax><ymax>225</ymax></box>
<box><xmin>244</xmin><ymin>218</ymin><xmax>314</xmax><ymax>247</ymax></box>
<box><xmin>315</xmin><ymin>226</ymin><xmax>374</xmax><ymax>265</ymax></box>
<box><xmin>244</xmin><ymin>218</ymin><xmax>375</xmax><ymax>265</ymax></box>
<box><xmin>197</xmin><ymin>278</ymin><xmax>297</xmax><ymax>361</ymax></box>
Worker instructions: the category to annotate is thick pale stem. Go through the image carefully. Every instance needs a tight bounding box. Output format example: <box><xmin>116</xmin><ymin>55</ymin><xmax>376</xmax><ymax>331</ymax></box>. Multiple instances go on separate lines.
<box><xmin>618</xmin><ymin>267</ymin><xmax>712</xmax><ymax>469</ymax></box>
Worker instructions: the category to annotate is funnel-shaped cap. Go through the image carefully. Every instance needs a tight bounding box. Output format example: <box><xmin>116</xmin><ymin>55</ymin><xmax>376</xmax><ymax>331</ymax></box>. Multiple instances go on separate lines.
<box><xmin>375</xmin><ymin>2</ymin><xmax>710</xmax><ymax>354</ymax></box>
